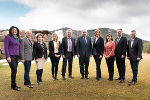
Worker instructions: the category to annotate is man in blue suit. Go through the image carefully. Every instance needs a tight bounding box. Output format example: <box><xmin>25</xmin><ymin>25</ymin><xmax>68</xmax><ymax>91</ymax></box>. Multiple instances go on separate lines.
<box><xmin>77</xmin><ymin>29</ymin><xmax>92</xmax><ymax>79</ymax></box>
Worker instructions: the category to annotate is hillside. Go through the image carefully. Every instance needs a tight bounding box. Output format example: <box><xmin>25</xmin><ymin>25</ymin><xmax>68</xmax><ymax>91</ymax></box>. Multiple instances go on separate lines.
<box><xmin>0</xmin><ymin>27</ymin><xmax>148</xmax><ymax>42</ymax></box>
<box><xmin>50</xmin><ymin>27</ymin><xmax>148</xmax><ymax>43</ymax></box>
<box><xmin>143</xmin><ymin>42</ymin><xmax>150</xmax><ymax>53</ymax></box>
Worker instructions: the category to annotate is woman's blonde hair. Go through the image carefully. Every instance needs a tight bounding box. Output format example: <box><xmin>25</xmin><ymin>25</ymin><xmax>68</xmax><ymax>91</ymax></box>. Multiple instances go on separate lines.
<box><xmin>52</xmin><ymin>33</ymin><xmax>59</xmax><ymax>49</ymax></box>
<box><xmin>94</xmin><ymin>29</ymin><xmax>101</xmax><ymax>36</ymax></box>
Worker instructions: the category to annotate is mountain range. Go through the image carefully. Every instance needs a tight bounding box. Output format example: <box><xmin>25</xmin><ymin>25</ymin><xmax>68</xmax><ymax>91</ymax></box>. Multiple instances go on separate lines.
<box><xmin>50</xmin><ymin>27</ymin><xmax>148</xmax><ymax>43</ymax></box>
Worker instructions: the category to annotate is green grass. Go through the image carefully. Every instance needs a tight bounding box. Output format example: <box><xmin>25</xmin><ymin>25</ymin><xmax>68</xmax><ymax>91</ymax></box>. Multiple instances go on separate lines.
<box><xmin>0</xmin><ymin>54</ymin><xmax>150</xmax><ymax>100</ymax></box>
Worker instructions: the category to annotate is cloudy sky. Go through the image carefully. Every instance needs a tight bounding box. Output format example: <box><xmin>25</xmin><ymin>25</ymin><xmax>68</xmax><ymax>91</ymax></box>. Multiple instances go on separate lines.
<box><xmin>0</xmin><ymin>0</ymin><xmax>150</xmax><ymax>40</ymax></box>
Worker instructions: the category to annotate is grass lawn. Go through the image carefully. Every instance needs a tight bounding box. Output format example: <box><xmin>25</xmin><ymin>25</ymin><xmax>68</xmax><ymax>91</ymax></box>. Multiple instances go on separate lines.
<box><xmin>0</xmin><ymin>54</ymin><xmax>150</xmax><ymax>100</ymax></box>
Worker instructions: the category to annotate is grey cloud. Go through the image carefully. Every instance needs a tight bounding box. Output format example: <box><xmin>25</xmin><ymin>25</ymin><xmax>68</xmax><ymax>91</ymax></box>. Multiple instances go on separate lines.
<box><xmin>49</xmin><ymin>0</ymin><xmax>150</xmax><ymax>20</ymax></box>
<box><xmin>17</xmin><ymin>0</ymin><xmax>150</xmax><ymax>16</ymax></box>
<box><xmin>16</xmin><ymin>0</ymin><xmax>150</xmax><ymax>41</ymax></box>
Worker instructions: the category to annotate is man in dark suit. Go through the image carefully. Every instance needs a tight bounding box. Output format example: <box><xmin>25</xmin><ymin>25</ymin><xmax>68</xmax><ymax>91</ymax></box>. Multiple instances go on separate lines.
<box><xmin>61</xmin><ymin>29</ymin><xmax>76</xmax><ymax>80</ymax></box>
<box><xmin>115</xmin><ymin>29</ymin><xmax>127</xmax><ymax>83</ymax></box>
<box><xmin>127</xmin><ymin>30</ymin><xmax>143</xmax><ymax>86</ymax></box>
<box><xmin>77</xmin><ymin>29</ymin><xmax>92</xmax><ymax>79</ymax></box>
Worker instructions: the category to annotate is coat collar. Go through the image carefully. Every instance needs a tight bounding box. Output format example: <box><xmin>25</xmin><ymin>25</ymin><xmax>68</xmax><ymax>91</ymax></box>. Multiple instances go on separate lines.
<box><xmin>24</xmin><ymin>37</ymin><xmax>32</xmax><ymax>47</ymax></box>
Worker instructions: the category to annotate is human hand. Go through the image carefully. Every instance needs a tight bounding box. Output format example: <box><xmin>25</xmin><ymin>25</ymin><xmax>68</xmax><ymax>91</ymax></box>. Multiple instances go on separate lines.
<box><xmin>7</xmin><ymin>57</ymin><xmax>11</xmax><ymax>63</ymax></box>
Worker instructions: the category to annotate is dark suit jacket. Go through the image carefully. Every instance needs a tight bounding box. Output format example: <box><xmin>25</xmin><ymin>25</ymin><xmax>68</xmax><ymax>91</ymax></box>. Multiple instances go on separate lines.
<box><xmin>115</xmin><ymin>36</ymin><xmax>127</xmax><ymax>57</ymax></box>
<box><xmin>76</xmin><ymin>36</ymin><xmax>92</xmax><ymax>57</ymax></box>
<box><xmin>48</xmin><ymin>40</ymin><xmax>61</xmax><ymax>57</ymax></box>
<box><xmin>127</xmin><ymin>37</ymin><xmax>143</xmax><ymax>61</ymax></box>
<box><xmin>61</xmin><ymin>37</ymin><xmax>76</xmax><ymax>56</ymax></box>
<box><xmin>92</xmin><ymin>37</ymin><xmax>104</xmax><ymax>56</ymax></box>
<box><xmin>33</xmin><ymin>42</ymin><xmax>47</xmax><ymax>60</ymax></box>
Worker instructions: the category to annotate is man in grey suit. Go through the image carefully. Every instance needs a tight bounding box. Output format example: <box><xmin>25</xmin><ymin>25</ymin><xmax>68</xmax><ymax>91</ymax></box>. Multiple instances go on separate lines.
<box><xmin>127</xmin><ymin>30</ymin><xmax>143</xmax><ymax>86</ymax></box>
<box><xmin>77</xmin><ymin>29</ymin><xmax>92</xmax><ymax>79</ymax></box>
<box><xmin>20</xmin><ymin>30</ymin><xmax>33</xmax><ymax>88</ymax></box>
<box><xmin>61</xmin><ymin>29</ymin><xmax>76</xmax><ymax>80</ymax></box>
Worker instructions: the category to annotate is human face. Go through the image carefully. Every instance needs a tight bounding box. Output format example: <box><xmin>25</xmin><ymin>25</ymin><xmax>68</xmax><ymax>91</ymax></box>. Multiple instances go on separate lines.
<box><xmin>95</xmin><ymin>31</ymin><xmax>100</xmax><ymax>38</ymax></box>
<box><xmin>11</xmin><ymin>28</ymin><xmax>18</xmax><ymax>36</ymax></box>
<box><xmin>107</xmin><ymin>35</ymin><xmax>112</xmax><ymax>42</ymax></box>
<box><xmin>67</xmin><ymin>30</ymin><xmax>72</xmax><ymax>38</ymax></box>
<box><xmin>52</xmin><ymin>34</ymin><xmax>58</xmax><ymax>41</ymax></box>
<box><xmin>117</xmin><ymin>29</ymin><xmax>122</xmax><ymax>37</ymax></box>
<box><xmin>26</xmin><ymin>31</ymin><xmax>32</xmax><ymax>38</ymax></box>
<box><xmin>130</xmin><ymin>32</ymin><xmax>136</xmax><ymax>39</ymax></box>
<box><xmin>37</xmin><ymin>35</ymin><xmax>43</xmax><ymax>43</ymax></box>
<box><xmin>82</xmin><ymin>30</ymin><xmax>87</xmax><ymax>37</ymax></box>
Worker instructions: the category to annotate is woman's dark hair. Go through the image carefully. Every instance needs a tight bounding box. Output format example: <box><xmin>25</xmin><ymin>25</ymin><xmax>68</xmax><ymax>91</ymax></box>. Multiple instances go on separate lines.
<box><xmin>105</xmin><ymin>33</ymin><xmax>113</xmax><ymax>43</ymax></box>
<box><xmin>36</xmin><ymin>33</ymin><xmax>44</xmax><ymax>39</ymax></box>
<box><xmin>9</xmin><ymin>26</ymin><xmax>19</xmax><ymax>37</ymax></box>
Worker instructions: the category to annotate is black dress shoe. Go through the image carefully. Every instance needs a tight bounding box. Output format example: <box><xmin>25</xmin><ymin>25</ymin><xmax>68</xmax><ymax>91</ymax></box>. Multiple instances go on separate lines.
<box><xmin>128</xmin><ymin>81</ymin><xmax>136</xmax><ymax>86</ymax></box>
<box><xmin>37</xmin><ymin>81</ymin><xmax>40</xmax><ymax>85</ymax></box>
<box><xmin>115</xmin><ymin>77</ymin><xmax>121</xmax><ymax>80</ymax></box>
<box><xmin>12</xmin><ymin>87</ymin><xmax>20</xmax><ymax>91</ymax></box>
<box><xmin>128</xmin><ymin>80</ymin><xmax>137</xmax><ymax>83</ymax></box>
<box><xmin>62</xmin><ymin>76</ymin><xmax>66</xmax><ymax>80</ymax></box>
<box><xmin>69</xmin><ymin>76</ymin><xmax>74</xmax><ymax>79</ymax></box>
<box><xmin>96</xmin><ymin>78</ymin><xmax>99</xmax><ymax>81</ymax></box>
<box><xmin>16</xmin><ymin>86</ymin><xmax>21</xmax><ymax>88</ymax></box>
<box><xmin>108</xmin><ymin>78</ymin><xmax>113</xmax><ymax>81</ymax></box>
<box><xmin>80</xmin><ymin>76</ymin><xmax>84</xmax><ymax>79</ymax></box>
<box><xmin>52</xmin><ymin>75</ymin><xmax>55</xmax><ymax>80</ymax></box>
<box><xmin>39</xmin><ymin>80</ymin><xmax>43</xmax><ymax>82</ymax></box>
<box><xmin>119</xmin><ymin>79</ymin><xmax>125</xmax><ymax>83</ymax></box>
<box><xmin>85</xmin><ymin>77</ymin><xmax>89</xmax><ymax>79</ymax></box>
<box><xmin>26</xmin><ymin>84</ymin><xmax>34</xmax><ymax>88</ymax></box>
<box><xmin>128</xmin><ymin>81</ymin><xmax>133</xmax><ymax>83</ymax></box>
<box><xmin>55</xmin><ymin>77</ymin><xmax>58</xmax><ymax>80</ymax></box>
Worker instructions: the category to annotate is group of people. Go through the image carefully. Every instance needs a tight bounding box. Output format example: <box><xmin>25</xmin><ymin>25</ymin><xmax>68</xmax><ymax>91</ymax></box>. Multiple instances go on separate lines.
<box><xmin>4</xmin><ymin>26</ymin><xmax>143</xmax><ymax>91</ymax></box>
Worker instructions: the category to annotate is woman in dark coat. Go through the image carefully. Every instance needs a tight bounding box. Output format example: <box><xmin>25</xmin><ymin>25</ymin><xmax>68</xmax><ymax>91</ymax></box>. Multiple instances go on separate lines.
<box><xmin>33</xmin><ymin>33</ymin><xmax>47</xmax><ymax>85</ymax></box>
<box><xmin>49</xmin><ymin>33</ymin><xmax>61</xmax><ymax>80</ymax></box>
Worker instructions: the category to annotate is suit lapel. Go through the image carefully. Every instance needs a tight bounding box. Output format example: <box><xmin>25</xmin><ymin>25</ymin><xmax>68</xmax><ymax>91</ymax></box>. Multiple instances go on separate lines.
<box><xmin>115</xmin><ymin>38</ymin><xmax>119</xmax><ymax>46</ymax></box>
<box><xmin>131</xmin><ymin>37</ymin><xmax>137</xmax><ymax>48</ymax></box>
<box><xmin>25</xmin><ymin>37</ymin><xmax>32</xmax><ymax>47</ymax></box>
<box><xmin>117</xmin><ymin>37</ymin><xmax>123</xmax><ymax>45</ymax></box>
<box><xmin>96</xmin><ymin>37</ymin><xmax>100</xmax><ymax>44</ymax></box>
<box><xmin>65</xmin><ymin>37</ymin><xmax>68</xmax><ymax>48</ymax></box>
<box><xmin>52</xmin><ymin>40</ymin><xmax>54</xmax><ymax>49</ymax></box>
<box><xmin>71</xmin><ymin>38</ymin><xmax>74</xmax><ymax>46</ymax></box>
<box><xmin>94</xmin><ymin>38</ymin><xmax>96</xmax><ymax>44</ymax></box>
<box><xmin>86</xmin><ymin>37</ymin><xmax>88</xmax><ymax>45</ymax></box>
<box><xmin>129</xmin><ymin>40</ymin><xmax>131</xmax><ymax>48</ymax></box>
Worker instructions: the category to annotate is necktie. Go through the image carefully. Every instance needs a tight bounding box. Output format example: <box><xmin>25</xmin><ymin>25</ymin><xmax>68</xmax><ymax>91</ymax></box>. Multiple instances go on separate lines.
<box><xmin>118</xmin><ymin>38</ymin><xmax>120</xmax><ymax>42</ymax></box>
<box><xmin>28</xmin><ymin>39</ymin><xmax>32</xmax><ymax>46</ymax></box>
<box><xmin>116</xmin><ymin>37</ymin><xmax>120</xmax><ymax>44</ymax></box>
<box><xmin>84</xmin><ymin>37</ymin><xmax>86</xmax><ymax>45</ymax></box>
<box><xmin>68</xmin><ymin>38</ymin><xmax>71</xmax><ymax>51</ymax></box>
